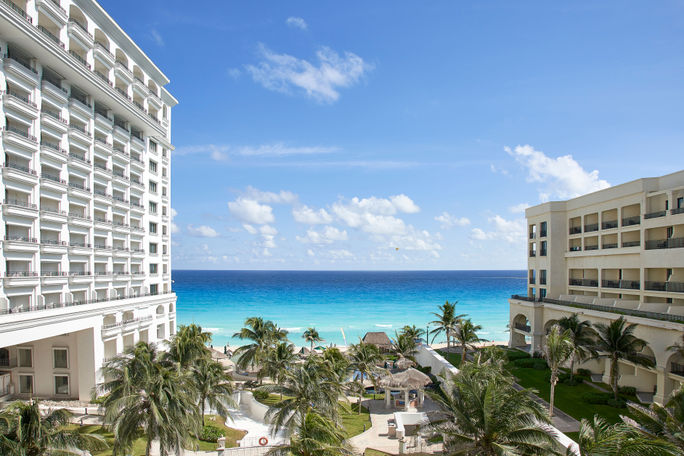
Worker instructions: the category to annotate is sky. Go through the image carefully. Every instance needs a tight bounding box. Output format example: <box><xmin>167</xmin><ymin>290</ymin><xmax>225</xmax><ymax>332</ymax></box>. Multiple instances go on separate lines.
<box><xmin>100</xmin><ymin>0</ymin><xmax>684</xmax><ymax>270</ymax></box>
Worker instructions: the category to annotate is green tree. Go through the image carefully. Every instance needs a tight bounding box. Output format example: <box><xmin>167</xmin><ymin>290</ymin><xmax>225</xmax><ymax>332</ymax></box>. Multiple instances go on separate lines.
<box><xmin>573</xmin><ymin>415</ymin><xmax>678</xmax><ymax>456</ymax></box>
<box><xmin>266</xmin><ymin>411</ymin><xmax>354</xmax><ymax>456</ymax></box>
<box><xmin>302</xmin><ymin>327</ymin><xmax>323</xmax><ymax>353</ymax></box>
<box><xmin>667</xmin><ymin>334</ymin><xmax>684</xmax><ymax>359</ymax></box>
<box><xmin>429</xmin><ymin>365</ymin><xmax>559</xmax><ymax>455</ymax></box>
<box><xmin>97</xmin><ymin>342</ymin><xmax>200</xmax><ymax>456</ymax></box>
<box><xmin>323</xmin><ymin>347</ymin><xmax>350</xmax><ymax>382</ymax></box>
<box><xmin>558</xmin><ymin>314</ymin><xmax>596</xmax><ymax>381</ymax></box>
<box><xmin>430</xmin><ymin>300</ymin><xmax>464</xmax><ymax>348</ymax></box>
<box><xmin>348</xmin><ymin>341</ymin><xmax>384</xmax><ymax>413</ymax></box>
<box><xmin>453</xmin><ymin>319</ymin><xmax>486</xmax><ymax>366</ymax></box>
<box><xmin>262</xmin><ymin>342</ymin><xmax>298</xmax><ymax>399</ymax></box>
<box><xmin>0</xmin><ymin>401</ymin><xmax>107</xmax><ymax>456</ymax></box>
<box><xmin>623</xmin><ymin>387</ymin><xmax>684</xmax><ymax>452</ymax></box>
<box><xmin>591</xmin><ymin>317</ymin><xmax>655</xmax><ymax>400</ymax></box>
<box><xmin>392</xmin><ymin>331</ymin><xmax>418</xmax><ymax>359</ymax></box>
<box><xmin>167</xmin><ymin>323</ymin><xmax>212</xmax><ymax>367</ymax></box>
<box><xmin>400</xmin><ymin>324</ymin><xmax>426</xmax><ymax>342</ymax></box>
<box><xmin>233</xmin><ymin>317</ymin><xmax>288</xmax><ymax>373</ymax></box>
<box><xmin>192</xmin><ymin>357</ymin><xmax>235</xmax><ymax>420</ymax></box>
<box><xmin>543</xmin><ymin>324</ymin><xmax>574</xmax><ymax>417</ymax></box>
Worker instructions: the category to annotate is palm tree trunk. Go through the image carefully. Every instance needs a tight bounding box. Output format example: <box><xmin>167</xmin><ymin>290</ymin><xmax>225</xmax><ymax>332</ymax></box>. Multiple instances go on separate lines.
<box><xmin>201</xmin><ymin>395</ymin><xmax>206</xmax><ymax>421</ymax></box>
<box><xmin>611</xmin><ymin>356</ymin><xmax>619</xmax><ymax>400</ymax></box>
<box><xmin>461</xmin><ymin>342</ymin><xmax>466</xmax><ymax>366</ymax></box>
<box><xmin>146</xmin><ymin>437</ymin><xmax>153</xmax><ymax>456</ymax></box>
<box><xmin>569</xmin><ymin>355</ymin><xmax>576</xmax><ymax>382</ymax></box>
<box><xmin>549</xmin><ymin>371</ymin><xmax>556</xmax><ymax>417</ymax></box>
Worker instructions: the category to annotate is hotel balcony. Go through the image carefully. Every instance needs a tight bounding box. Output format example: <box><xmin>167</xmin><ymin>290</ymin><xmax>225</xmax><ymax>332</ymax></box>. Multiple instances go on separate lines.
<box><xmin>40</xmin><ymin>141</ymin><xmax>68</xmax><ymax>162</ymax></box>
<box><xmin>3</xmin><ymin>235</ymin><xmax>39</xmax><ymax>252</ymax></box>
<box><xmin>94</xmin><ymin>42</ymin><xmax>114</xmax><ymax>67</ymax></box>
<box><xmin>645</xmin><ymin>281</ymin><xmax>684</xmax><ymax>293</ymax></box>
<box><xmin>2</xmin><ymin>199</ymin><xmax>38</xmax><ymax>217</ymax></box>
<box><xmin>40</xmin><ymin>173</ymin><xmax>68</xmax><ymax>191</ymax></box>
<box><xmin>68</xmin><ymin>19</ymin><xmax>93</xmax><ymax>48</ymax></box>
<box><xmin>1</xmin><ymin>126</ymin><xmax>39</xmax><ymax>151</ymax></box>
<box><xmin>41</xmin><ymin>109</ymin><xmax>69</xmax><ymax>132</ymax></box>
<box><xmin>40</xmin><ymin>239</ymin><xmax>68</xmax><ymax>254</ymax></box>
<box><xmin>2</xmin><ymin>57</ymin><xmax>38</xmax><ymax>85</ymax></box>
<box><xmin>68</xmin><ymin>95</ymin><xmax>92</xmax><ymax>117</ymax></box>
<box><xmin>2</xmin><ymin>90</ymin><xmax>39</xmax><ymax>117</ymax></box>
<box><xmin>3</xmin><ymin>272</ymin><xmax>40</xmax><ymax>287</ymax></box>
<box><xmin>645</xmin><ymin>238</ymin><xmax>684</xmax><ymax>250</ymax></box>
<box><xmin>36</xmin><ymin>0</ymin><xmax>67</xmax><ymax>25</ymax></box>
<box><xmin>40</xmin><ymin>208</ymin><xmax>67</xmax><ymax>222</ymax></box>
<box><xmin>2</xmin><ymin>163</ymin><xmax>39</xmax><ymax>184</ymax></box>
<box><xmin>621</xmin><ymin>211</ymin><xmax>640</xmax><ymax>228</ymax></box>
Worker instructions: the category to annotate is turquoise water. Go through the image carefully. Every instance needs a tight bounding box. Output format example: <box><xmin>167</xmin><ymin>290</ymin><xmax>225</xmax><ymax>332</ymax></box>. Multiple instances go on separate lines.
<box><xmin>173</xmin><ymin>270</ymin><xmax>526</xmax><ymax>348</ymax></box>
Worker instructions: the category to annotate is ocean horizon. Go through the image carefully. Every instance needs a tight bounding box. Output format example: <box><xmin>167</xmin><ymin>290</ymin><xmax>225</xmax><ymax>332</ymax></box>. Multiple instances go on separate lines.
<box><xmin>173</xmin><ymin>269</ymin><xmax>526</xmax><ymax>348</ymax></box>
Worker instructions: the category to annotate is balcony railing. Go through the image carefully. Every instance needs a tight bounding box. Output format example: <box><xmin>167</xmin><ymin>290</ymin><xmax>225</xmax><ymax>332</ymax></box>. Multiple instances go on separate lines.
<box><xmin>1</xmin><ymin>0</ymin><xmax>32</xmax><ymax>22</ymax></box>
<box><xmin>645</xmin><ymin>238</ymin><xmax>684</xmax><ymax>250</ymax></box>
<box><xmin>42</xmin><ymin>108</ymin><xmax>66</xmax><ymax>123</ymax></box>
<box><xmin>619</xmin><ymin>280</ymin><xmax>640</xmax><ymax>290</ymax></box>
<box><xmin>2</xmin><ymin>271</ymin><xmax>38</xmax><ymax>277</ymax></box>
<box><xmin>529</xmin><ymin>250</ymin><xmax>536</xmax><ymax>257</ymax></box>
<box><xmin>3</xmin><ymin>162</ymin><xmax>37</xmax><ymax>175</ymax></box>
<box><xmin>41</xmin><ymin>173</ymin><xmax>65</xmax><ymax>184</ymax></box>
<box><xmin>68</xmin><ymin>181</ymin><xmax>90</xmax><ymax>191</ymax></box>
<box><xmin>68</xmin><ymin>212</ymin><xmax>90</xmax><ymax>220</ymax></box>
<box><xmin>602</xmin><ymin>243</ymin><xmax>618</xmax><ymax>249</ymax></box>
<box><xmin>672</xmin><ymin>207</ymin><xmax>684</xmax><ymax>215</ymax></box>
<box><xmin>2</xmin><ymin>126</ymin><xmax>37</xmax><ymax>142</ymax></box>
<box><xmin>569</xmin><ymin>246</ymin><xmax>581</xmax><ymax>252</ymax></box>
<box><xmin>645</xmin><ymin>281</ymin><xmax>684</xmax><ymax>293</ymax></box>
<box><xmin>672</xmin><ymin>363</ymin><xmax>684</xmax><ymax>376</ymax></box>
<box><xmin>569</xmin><ymin>226</ymin><xmax>582</xmax><ymax>235</ymax></box>
<box><xmin>645</xmin><ymin>210</ymin><xmax>666</xmax><ymax>220</ymax></box>
<box><xmin>584</xmin><ymin>245</ymin><xmax>599</xmax><ymax>251</ymax></box>
<box><xmin>569</xmin><ymin>278</ymin><xmax>598</xmax><ymax>287</ymax></box>
<box><xmin>68</xmin><ymin>50</ymin><xmax>91</xmax><ymax>70</ymax></box>
<box><xmin>602</xmin><ymin>280</ymin><xmax>620</xmax><ymax>289</ymax></box>
<box><xmin>37</xmin><ymin>25</ymin><xmax>63</xmax><ymax>47</ymax></box>
<box><xmin>40</xmin><ymin>271</ymin><xmax>67</xmax><ymax>277</ymax></box>
<box><xmin>622</xmin><ymin>240</ymin><xmax>640</xmax><ymax>248</ymax></box>
<box><xmin>69</xmin><ymin>241</ymin><xmax>91</xmax><ymax>248</ymax></box>
<box><xmin>511</xmin><ymin>295</ymin><xmax>684</xmax><ymax>324</ymax></box>
<box><xmin>3</xmin><ymin>89</ymin><xmax>36</xmax><ymax>107</ymax></box>
<box><xmin>68</xmin><ymin>152</ymin><xmax>91</xmax><ymax>164</ymax></box>
<box><xmin>4</xmin><ymin>235</ymin><xmax>37</xmax><ymax>243</ymax></box>
<box><xmin>584</xmin><ymin>223</ymin><xmax>599</xmax><ymax>233</ymax></box>
<box><xmin>3</xmin><ymin>199</ymin><xmax>37</xmax><ymax>209</ymax></box>
<box><xmin>602</xmin><ymin>220</ymin><xmax>618</xmax><ymax>230</ymax></box>
<box><xmin>514</xmin><ymin>323</ymin><xmax>531</xmax><ymax>332</ymax></box>
<box><xmin>69</xmin><ymin>19</ymin><xmax>93</xmax><ymax>39</ymax></box>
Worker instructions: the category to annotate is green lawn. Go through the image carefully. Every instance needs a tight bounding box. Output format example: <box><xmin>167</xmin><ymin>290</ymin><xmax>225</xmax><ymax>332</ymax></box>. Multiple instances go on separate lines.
<box><xmin>74</xmin><ymin>415</ymin><xmax>245</xmax><ymax>455</ymax></box>
<box><xmin>437</xmin><ymin>350</ymin><xmax>462</xmax><ymax>367</ymax></box>
<box><xmin>258</xmin><ymin>393</ymin><xmax>371</xmax><ymax>438</ymax></box>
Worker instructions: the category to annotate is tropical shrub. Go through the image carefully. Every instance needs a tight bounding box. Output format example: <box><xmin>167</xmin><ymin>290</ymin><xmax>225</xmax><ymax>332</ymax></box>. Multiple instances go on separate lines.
<box><xmin>577</xmin><ymin>368</ymin><xmax>592</xmax><ymax>377</ymax></box>
<box><xmin>581</xmin><ymin>392</ymin><xmax>627</xmax><ymax>408</ymax></box>
<box><xmin>513</xmin><ymin>357</ymin><xmax>548</xmax><ymax>369</ymax></box>
<box><xmin>253</xmin><ymin>389</ymin><xmax>269</xmax><ymax>401</ymax></box>
<box><xmin>506</xmin><ymin>350</ymin><xmax>531</xmax><ymax>361</ymax></box>
<box><xmin>200</xmin><ymin>425</ymin><xmax>224</xmax><ymax>443</ymax></box>
<box><xmin>618</xmin><ymin>386</ymin><xmax>637</xmax><ymax>396</ymax></box>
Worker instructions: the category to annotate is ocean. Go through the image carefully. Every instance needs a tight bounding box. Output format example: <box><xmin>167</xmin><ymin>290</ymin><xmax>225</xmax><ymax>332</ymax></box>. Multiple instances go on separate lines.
<box><xmin>173</xmin><ymin>270</ymin><xmax>526</xmax><ymax>348</ymax></box>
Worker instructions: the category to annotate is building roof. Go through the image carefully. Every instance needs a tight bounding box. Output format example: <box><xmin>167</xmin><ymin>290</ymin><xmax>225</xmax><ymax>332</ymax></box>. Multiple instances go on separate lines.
<box><xmin>362</xmin><ymin>331</ymin><xmax>392</xmax><ymax>348</ymax></box>
<box><xmin>378</xmin><ymin>368</ymin><xmax>432</xmax><ymax>389</ymax></box>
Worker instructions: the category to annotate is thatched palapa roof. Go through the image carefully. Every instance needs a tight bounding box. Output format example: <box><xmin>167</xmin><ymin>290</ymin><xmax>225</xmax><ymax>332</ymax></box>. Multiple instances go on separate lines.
<box><xmin>362</xmin><ymin>331</ymin><xmax>392</xmax><ymax>349</ymax></box>
<box><xmin>378</xmin><ymin>368</ymin><xmax>432</xmax><ymax>389</ymax></box>
<box><xmin>394</xmin><ymin>356</ymin><xmax>415</xmax><ymax>370</ymax></box>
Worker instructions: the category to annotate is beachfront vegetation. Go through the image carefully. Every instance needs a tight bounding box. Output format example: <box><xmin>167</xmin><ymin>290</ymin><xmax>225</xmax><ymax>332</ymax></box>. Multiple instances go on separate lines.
<box><xmin>543</xmin><ymin>324</ymin><xmax>574</xmax><ymax>417</ymax></box>
<box><xmin>400</xmin><ymin>324</ymin><xmax>426</xmax><ymax>341</ymax></box>
<box><xmin>452</xmin><ymin>318</ymin><xmax>485</xmax><ymax>366</ymax></box>
<box><xmin>302</xmin><ymin>327</ymin><xmax>324</xmax><ymax>352</ymax></box>
<box><xmin>557</xmin><ymin>314</ymin><xmax>597</xmax><ymax>382</ymax></box>
<box><xmin>391</xmin><ymin>330</ymin><xmax>418</xmax><ymax>359</ymax></box>
<box><xmin>429</xmin><ymin>300</ymin><xmax>464</xmax><ymax>348</ymax></box>
<box><xmin>266</xmin><ymin>411</ymin><xmax>355</xmax><ymax>456</ymax></box>
<box><xmin>348</xmin><ymin>341</ymin><xmax>384</xmax><ymax>411</ymax></box>
<box><xmin>233</xmin><ymin>316</ymin><xmax>288</xmax><ymax>375</ymax></box>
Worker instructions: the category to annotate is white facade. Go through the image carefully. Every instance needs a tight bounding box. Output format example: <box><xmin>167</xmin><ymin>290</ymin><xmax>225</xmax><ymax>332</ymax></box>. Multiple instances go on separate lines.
<box><xmin>509</xmin><ymin>170</ymin><xmax>684</xmax><ymax>404</ymax></box>
<box><xmin>0</xmin><ymin>0</ymin><xmax>177</xmax><ymax>401</ymax></box>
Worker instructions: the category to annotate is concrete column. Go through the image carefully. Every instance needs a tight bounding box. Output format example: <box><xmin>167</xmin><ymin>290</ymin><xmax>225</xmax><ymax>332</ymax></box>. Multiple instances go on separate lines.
<box><xmin>602</xmin><ymin>358</ymin><xmax>611</xmax><ymax>385</ymax></box>
<box><xmin>77</xmin><ymin>326</ymin><xmax>104</xmax><ymax>402</ymax></box>
<box><xmin>403</xmin><ymin>389</ymin><xmax>409</xmax><ymax>411</ymax></box>
<box><xmin>385</xmin><ymin>389</ymin><xmax>391</xmax><ymax>409</ymax></box>
<box><xmin>418</xmin><ymin>390</ymin><xmax>424</xmax><ymax>407</ymax></box>
<box><xmin>654</xmin><ymin>368</ymin><xmax>668</xmax><ymax>405</ymax></box>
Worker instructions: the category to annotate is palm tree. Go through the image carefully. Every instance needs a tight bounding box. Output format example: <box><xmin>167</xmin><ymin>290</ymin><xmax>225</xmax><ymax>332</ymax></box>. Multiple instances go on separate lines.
<box><xmin>429</xmin><ymin>366</ymin><xmax>559</xmax><ymax>455</ymax></box>
<box><xmin>322</xmin><ymin>347</ymin><xmax>350</xmax><ymax>382</ymax></box>
<box><xmin>261</xmin><ymin>361</ymin><xmax>342</xmax><ymax>436</ymax></box>
<box><xmin>392</xmin><ymin>331</ymin><xmax>418</xmax><ymax>359</ymax></box>
<box><xmin>591</xmin><ymin>317</ymin><xmax>655</xmax><ymax>400</ymax></box>
<box><xmin>573</xmin><ymin>415</ymin><xmax>678</xmax><ymax>456</ymax></box>
<box><xmin>302</xmin><ymin>327</ymin><xmax>323</xmax><ymax>353</ymax></box>
<box><xmin>430</xmin><ymin>300</ymin><xmax>465</xmax><ymax>348</ymax></box>
<box><xmin>0</xmin><ymin>400</ymin><xmax>107</xmax><ymax>456</ymax></box>
<box><xmin>622</xmin><ymin>387</ymin><xmax>684</xmax><ymax>451</ymax></box>
<box><xmin>557</xmin><ymin>314</ymin><xmax>596</xmax><ymax>382</ymax></box>
<box><xmin>453</xmin><ymin>319</ymin><xmax>486</xmax><ymax>366</ymax></box>
<box><xmin>348</xmin><ymin>341</ymin><xmax>384</xmax><ymax>413</ymax></box>
<box><xmin>97</xmin><ymin>342</ymin><xmax>201</xmax><ymax>456</ymax></box>
<box><xmin>266</xmin><ymin>411</ymin><xmax>354</xmax><ymax>456</ymax></box>
<box><xmin>543</xmin><ymin>324</ymin><xmax>574</xmax><ymax>417</ymax></box>
<box><xmin>400</xmin><ymin>324</ymin><xmax>426</xmax><ymax>342</ymax></box>
<box><xmin>262</xmin><ymin>342</ymin><xmax>298</xmax><ymax>398</ymax></box>
<box><xmin>192</xmin><ymin>357</ymin><xmax>235</xmax><ymax>421</ymax></box>
<box><xmin>667</xmin><ymin>334</ymin><xmax>684</xmax><ymax>358</ymax></box>
<box><xmin>167</xmin><ymin>323</ymin><xmax>212</xmax><ymax>367</ymax></box>
<box><xmin>233</xmin><ymin>317</ymin><xmax>288</xmax><ymax>373</ymax></box>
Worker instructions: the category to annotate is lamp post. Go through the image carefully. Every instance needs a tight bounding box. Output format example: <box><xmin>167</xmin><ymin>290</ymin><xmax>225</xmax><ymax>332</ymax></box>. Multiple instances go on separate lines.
<box><xmin>425</xmin><ymin>324</ymin><xmax>430</xmax><ymax>346</ymax></box>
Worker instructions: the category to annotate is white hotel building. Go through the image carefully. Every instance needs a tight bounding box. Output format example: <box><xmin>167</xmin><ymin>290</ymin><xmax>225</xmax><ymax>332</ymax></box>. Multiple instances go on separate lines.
<box><xmin>509</xmin><ymin>170</ymin><xmax>684</xmax><ymax>404</ymax></box>
<box><xmin>0</xmin><ymin>0</ymin><xmax>176</xmax><ymax>401</ymax></box>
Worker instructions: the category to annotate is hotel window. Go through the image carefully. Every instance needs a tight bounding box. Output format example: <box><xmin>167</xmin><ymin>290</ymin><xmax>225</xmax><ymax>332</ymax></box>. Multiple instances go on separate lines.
<box><xmin>162</xmin><ymin>187</ymin><xmax>167</xmax><ymax>197</ymax></box>
<box><xmin>162</xmin><ymin>225</ymin><xmax>167</xmax><ymax>235</ymax></box>
<box><xmin>150</xmin><ymin>243</ymin><xmax>158</xmax><ymax>254</ymax></box>
<box><xmin>149</xmin><ymin>202</ymin><xmax>157</xmax><ymax>214</ymax></box>
<box><xmin>19</xmin><ymin>375</ymin><xmax>33</xmax><ymax>394</ymax></box>
<box><xmin>540</xmin><ymin>288</ymin><xmax>547</xmax><ymax>299</ymax></box>
<box><xmin>149</xmin><ymin>222</ymin><xmax>157</xmax><ymax>234</ymax></box>
<box><xmin>53</xmin><ymin>348</ymin><xmax>68</xmax><ymax>369</ymax></box>
<box><xmin>149</xmin><ymin>181</ymin><xmax>157</xmax><ymax>193</ymax></box>
<box><xmin>162</xmin><ymin>206</ymin><xmax>167</xmax><ymax>216</ymax></box>
<box><xmin>18</xmin><ymin>347</ymin><xmax>32</xmax><ymax>368</ymax></box>
<box><xmin>149</xmin><ymin>141</ymin><xmax>157</xmax><ymax>152</ymax></box>
<box><xmin>540</xmin><ymin>221</ymin><xmax>547</xmax><ymax>237</ymax></box>
<box><xmin>150</xmin><ymin>284</ymin><xmax>158</xmax><ymax>295</ymax></box>
<box><xmin>162</xmin><ymin>244</ymin><xmax>167</xmax><ymax>254</ymax></box>
<box><xmin>678</xmin><ymin>197</ymin><xmax>683</xmax><ymax>209</ymax></box>
<box><xmin>150</xmin><ymin>264</ymin><xmax>158</xmax><ymax>274</ymax></box>
<box><xmin>540</xmin><ymin>241</ymin><xmax>548</xmax><ymax>256</ymax></box>
<box><xmin>162</xmin><ymin>168</ymin><xmax>167</xmax><ymax>178</ymax></box>
<box><xmin>540</xmin><ymin>269</ymin><xmax>547</xmax><ymax>285</ymax></box>
<box><xmin>157</xmin><ymin>324</ymin><xmax>165</xmax><ymax>339</ymax></box>
<box><xmin>149</xmin><ymin>160</ymin><xmax>157</xmax><ymax>173</ymax></box>
<box><xmin>163</xmin><ymin>264</ymin><xmax>167</xmax><ymax>274</ymax></box>
<box><xmin>54</xmin><ymin>375</ymin><xmax>69</xmax><ymax>395</ymax></box>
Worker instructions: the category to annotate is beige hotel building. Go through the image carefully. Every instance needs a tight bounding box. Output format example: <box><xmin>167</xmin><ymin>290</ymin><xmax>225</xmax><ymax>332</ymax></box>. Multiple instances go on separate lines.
<box><xmin>509</xmin><ymin>169</ymin><xmax>684</xmax><ymax>404</ymax></box>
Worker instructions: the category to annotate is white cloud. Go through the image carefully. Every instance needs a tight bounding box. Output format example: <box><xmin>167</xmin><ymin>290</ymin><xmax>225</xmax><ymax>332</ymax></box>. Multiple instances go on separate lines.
<box><xmin>187</xmin><ymin>224</ymin><xmax>219</xmax><ymax>238</ymax></box>
<box><xmin>434</xmin><ymin>212</ymin><xmax>470</xmax><ymax>229</ymax></box>
<box><xmin>170</xmin><ymin>208</ymin><xmax>179</xmax><ymax>234</ymax></box>
<box><xmin>506</xmin><ymin>145</ymin><xmax>610</xmax><ymax>201</ymax></box>
<box><xmin>306</xmin><ymin>249</ymin><xmax>315</xmax><ymax>257</ymax></box>
<box><xmin>509</xmin><ymin>203</ymin><xmax>531</xmax><ymax>214</ymax></box>
<box><xmin>390</xmin><ymin>228</ymin><xmax>442</xmax><ymax>254</ymax></box>
<box><xmin>245</xmin><ymin>44</ymin><xmax>372</xmax><ymax>103</ymax></box>
<box><xmin>242</xmin><ymin>224</ymin><xmax>258</xmax><ymax>235</ymax></box>
<box><xmin>331</xmin><ymin>194</ymin><xmax>420</xmax><ymax>235</ymax></box>
<box><xmin>244</xmin><ymin>186</ymin><xmax>298</xmax><ymax>204</ymax></box>
<box><xmin>390</xmin><ymin>194</ymin><xmax>420</xmax><ymax>214</ymax></box>
<box><xmin>228</xmin><ymin>198</ymin><xmax>274</xmax><ymax>224</ymax></box>
<box><xmin>296</xmin><ymin>226</ymin><xmax>348</xmax><ymax>244</ymax></box>
<box><xmin>328</xmin><ymin>249</ymin><xmax>354</xmax><ymax>260</ymax></box>
<box><xmin>150</xmin><ymin>29</ymin><xmax>164</xmax><ymax>46</ymax></box>
<box><xmin>174</xmin><ymin>143</ymin><xmax>336</xmax><ymax>161</ymax></box>
<box><xmin>227</xmin><ymin>68</ymin><xmax>241</xmax><ymax>79</ymax></box>
<box><xmin>470</xmin><ymin>215</ymin><xmax>525</xmax><ymax>244</ymax></box>
<box><xmin>292</xmin><ymin>205</ymin><xmax>333</xmax><ymax>224</ymax></box>
<box><xmin>286</xmin><ymin>16</ymin><xmax>308</xmax><ymax>30</ymax></box>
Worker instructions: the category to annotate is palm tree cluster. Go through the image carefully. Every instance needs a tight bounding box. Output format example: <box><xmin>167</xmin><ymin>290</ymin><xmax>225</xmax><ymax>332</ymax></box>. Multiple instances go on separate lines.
<box><xmin>97</xmin><ymin>323</ymin><xmax>234</xmax><ymax>456</ymax></box>
<box><xmin>430</xmin><ymin>300</ymin><xmax>486</xmax><ymax>365</ymax></box>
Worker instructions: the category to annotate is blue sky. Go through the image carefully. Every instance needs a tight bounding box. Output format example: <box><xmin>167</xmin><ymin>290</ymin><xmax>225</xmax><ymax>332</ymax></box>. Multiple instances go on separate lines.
<box><xmin>101</xmin><ymin>0</ymin><xmax>684</xmax><ymax>270</ymax></box>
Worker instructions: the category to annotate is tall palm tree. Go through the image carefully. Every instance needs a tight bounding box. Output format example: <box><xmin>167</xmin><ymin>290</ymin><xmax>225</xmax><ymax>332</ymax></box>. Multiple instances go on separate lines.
<box><xmin>302</xmin><ymin>327</ymin><xmax>323</xmax><ymax>353</ymax></box>
<box><xmin>622</xmin><ymin>387</ymin><xmax>684</xmax><ymax>451</ymax></box>
<box><xmin>591</xmin><ymin>317</ymin><xmax>655</xmax><ymax>400</ymax></box>
<box><xmin>392</xmin><ymin>331</ymin><xmax>418</xmax><ymax>359</ymax></box>
<box><xmin>430</xmin><ymin>300</ymin><xmax>465</xmax><ymax>348</ymax></box>
<box><xmin>261</xmin><ymin>361</ymin><xmax>342</xmax><ymax>436</ymax></box>
<box><xmin>262</xmin><ymin>342</ymin><xmax>298</xmax><ymax>398</ymax></box>
<box><xmin>266</xmin><ymin>411</ymin><xmax>355</xmax><ymax>456</ymax></box>
<box><xmin>167</xmin><ymin>323</ymin><xmax>212</xmax><ymax>367</ymax></box>
<box><xmin>573</xmin><ymin>415</ymin><xmax>678</xmax><ymax>456</ymax></box>
<box><xmin>233</xmin><ymin>317</ymin><xmax>287</xmax><ymax>372</ymax></box>
<box><xmin>97</xmin><ymin>342</ymin><xmax>201</xmax><ymax>456</ymax></box>
<box><xmin>348</xmin><ymin>341</ymin><xmax>384</xmax><ymax>413</ymax></box>
<box><xmin>558</xmin><ymin>313</ymin><xmax>596</xmax><ymax>381</ymax></box>
<box><xmin>400</xmin><ymin>324</ymin><xmax>426</xmax><ymax>342</ymax></box>
<box><xmin>0</xmin><ymin>400</ymin><xmax>107</xmax><ymax>456</ymax></box>
<box><xmin>192</xmin><ymin>357</ymin><xmax>235</xmax><ymax>421</ymax></box>
<box><xmin>322</xmin><ymin>347</ymin><xmax>350</xmax><ymax>382</ymax></box>
<box><xmin>543</xmin><ymin>324</ymin><xmax>574</xmax><ymax>417</ymax></box>
<box><xmin>453</xmin><ymin>319</ymin><xmax>486</xmax><ymax>366</ymax></box>
<box><xmin>428</xmin><ymin>366</ymin><xmax>559</xmax><ymax>455</ymax></box>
